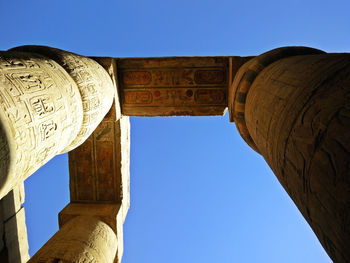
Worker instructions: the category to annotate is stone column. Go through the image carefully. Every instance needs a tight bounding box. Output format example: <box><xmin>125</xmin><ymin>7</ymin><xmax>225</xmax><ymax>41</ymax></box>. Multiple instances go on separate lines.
<box><xmin>230</xmin><ymin>47</ymin><xmax>350</xmax><ymax>262</ymax></box>
<box><xmin>0</xmin><ymin>46</ymin><xmax>115</xmax><ymax>199</ymax></box>
<box><xmin>28</xmin><ymin>215</ymin><xmax>118</xmax><ymax>263</ymax></box>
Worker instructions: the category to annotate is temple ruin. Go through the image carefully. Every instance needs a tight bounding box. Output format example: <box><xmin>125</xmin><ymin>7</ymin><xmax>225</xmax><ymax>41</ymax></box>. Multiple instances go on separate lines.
<box><xmin>0</xmin><ymin>45</ymin><xmax>349</xmax><ymax>262</ymax></box>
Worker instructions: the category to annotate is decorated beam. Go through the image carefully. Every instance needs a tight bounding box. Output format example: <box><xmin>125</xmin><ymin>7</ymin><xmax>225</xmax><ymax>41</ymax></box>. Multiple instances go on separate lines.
<box><xmin>95</xmin><ymin>56</ymin><xmax>250</xmax><ymax>116</ymax></box>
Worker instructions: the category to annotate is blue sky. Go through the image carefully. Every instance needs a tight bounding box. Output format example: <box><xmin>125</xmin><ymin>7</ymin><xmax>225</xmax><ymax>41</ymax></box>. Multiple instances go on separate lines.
<box><xmin>2</xmin><ymin>0</ymin><xmax>350</xmax><ymax>262</ymax></box>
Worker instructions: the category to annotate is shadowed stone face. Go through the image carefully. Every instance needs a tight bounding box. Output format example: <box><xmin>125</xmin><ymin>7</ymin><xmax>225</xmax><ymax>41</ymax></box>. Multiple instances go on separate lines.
<box><xmin>230</xmin><ymin>48</ymin><xmax>350</xmax><ymax>263</ymax></box>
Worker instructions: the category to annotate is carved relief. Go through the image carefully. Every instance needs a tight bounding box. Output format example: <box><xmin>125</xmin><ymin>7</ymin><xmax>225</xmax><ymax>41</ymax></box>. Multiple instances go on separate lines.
<box><xmin>194</xmin><ymin>89</ymin><xmax>225</xmax><ymax>104</ymax></box>
<box><xmin>123</xmin><ymin>88</ymin><xmax>226</xmax><ymax>106</ymax></box>
<box><xmin>117</xmin><ymin>57</ymin><xmax>229</xmax><ymax>116</ymax></box>
<box><xmin>30</xmin><ymin>96</ymin><xmax>55</xmax><ymax>117</ymax></box>
<box><xmin>124</xmin><ymin>91</ymin><xmax>152</xmax><ymax>104</ymax></box>
<box><xmin>194</xmin><ymin>69</ymin><xmax>225</xmax><ymax>84</ymax></box>
<box><xmin>10</xmin><ymin>46</ymin><xmax>115</xmax><ymax>153</ymax></box>
<box><xmin>0</xmin><ymin>51</ymin><xmax>84</xmax><ymax>198</ymax></box>
<box><xmin>123</xmin><ymin>71</ymin><xmax>151</xmax><ymax>85</ymax></box>
<box><xmin>44</xmin><ymin>49</ymin><xmax>115</xmax><ymax>153</ymax></box>
<box><xmin>69</xmin><ymin>114</ymin><xmax>130</xmax><ymax>209</ymax></box>
<box><xmin>39</xmin><ymin>120</ymin><xmax>57</xmax><ymax>141</ymax></box>
<box><xmin>243</xmin><ymin>52</ymin><xmax>350</xmax><ymax>263</ymax></box>
<box><xmin>96</xmin><ymin>141</ymin><xmax>115</xmax><ymax>201</ymax></box>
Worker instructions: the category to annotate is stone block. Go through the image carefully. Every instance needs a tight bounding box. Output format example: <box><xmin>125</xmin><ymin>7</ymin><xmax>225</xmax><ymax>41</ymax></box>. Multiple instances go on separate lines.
<box><xmin>28</xmin><ymin>216</ymin><xmax>117</xmax><ymax>263</ymax></box>
<box><xmin>1</xmin><ymin>182</ymin><xmax>25</xmax><ymax>223</ymax></box>
<box><xmin>4</xmin><ymin>207</ymin><xmax>29</xmax><ymax>263</ymax></box>
<box><xmin>68</xmin><ymin>116</ymin><xmax>130</xmax><ymax>223</ymax></box>
<box><xmin>59</xmin><ymin>203</ymin><xmax>125</xmax><ymax>263</ymax></box>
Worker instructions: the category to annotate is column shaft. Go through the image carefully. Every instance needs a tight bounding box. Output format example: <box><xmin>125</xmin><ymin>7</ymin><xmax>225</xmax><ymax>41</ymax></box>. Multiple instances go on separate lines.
<box><xmin>0</xmin><ymin>51</ymin><xmax>83</xmax><ymax>199</ymax></box>
<box><xmin>232</xmin><ymin>49</ymin><xmax>350</xmax><ymax>262</ymax></box>
<box><xmin>0</xmin><ymin>47</ymin><xmax>115</xmax><ymax>199</ymax></box>
<box><xmin>28</xmin><ymin>215</ymin><xmax>118</xmax><ymax>263</ymax></box>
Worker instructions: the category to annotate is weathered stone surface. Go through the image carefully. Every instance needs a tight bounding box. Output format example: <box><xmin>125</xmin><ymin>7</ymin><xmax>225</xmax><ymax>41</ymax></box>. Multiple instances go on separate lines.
<box><xmin>117</xmin><ymin>56</ymin><xmax>248</xmax><ymax>116</ymax></box>
<box><xmin>93</xmin><ymin>57</ymin><xmax>121</xmax><ymax>121</ymax></box>
<box><xmin>67</xmin><ymin>102</ymin><xmax>129</xmax><ymax>263</ymax></box>
<box><xmin>11</xmin><ymin>46</ymin><xmax>116</xmax><ymax>153</ymax></box>
<box><xmin>5</xmin><ymin>46</ymin><xmax>350</xmax><ymax>263</ymax></box>
<box><xmin>69</xmin><ymin>113</ymin><xmax>130</xmax><ymax>221</ymax></box>
<box><xmin>0</xmin><ymin>209</ymin><xmax>4</xmax><ymax>254</ymax></box>
<box><xmin>0</xmin><ymin>47</ymin><xmax>115</xmax><ymax>199</ymax></box>
<box><xmin>59</xmin><ymin>203</ymin><xmax>124</xmax><ymax>263</ymax></box>
<box><xmin>4</xmin><ymin>207</ymin><xmax>29</xmax><ymax>263</ymax></box>
<box><xmin>0</xmin><ymin>51</ymin><xmax>83</xmax><ymax>198</ymax></box>
<box><xmin>229</xmin><ymin>47</ymin><xmax>324</xmax><ymax>151</ymax></box>
<box><xmin>0</xmin><ymin>182</ymin><xmax>28</xmax><ymax>263</ymax></box>
<box><xmin>28</xmin><ymin>215</ymin><xmax>117</xmax><ymax>263</ymax></box>
<box><xmin>1</xmin><ymin>183</ymin><xmax>25</xmax><ymax>222</ymax></box>
<box><xmin>232</xmin><ymin>48</ymin><xmax>350</xmax><ymax>262</ymax></box>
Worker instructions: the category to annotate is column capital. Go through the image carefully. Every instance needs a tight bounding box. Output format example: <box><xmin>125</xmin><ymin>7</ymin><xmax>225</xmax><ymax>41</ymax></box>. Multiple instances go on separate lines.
<box><xmin>229</xmin><ymin>46</ymin><xmax>324</xmax><ymax>152</ymax></box>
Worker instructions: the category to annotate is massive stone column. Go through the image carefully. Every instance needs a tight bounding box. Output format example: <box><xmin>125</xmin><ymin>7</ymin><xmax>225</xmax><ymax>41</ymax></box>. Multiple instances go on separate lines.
<box><xmin>28</xmin><ymin>214</ymin><xmax>118</xmax><ymax>263</ymax></box>
<box><xmin>0</xmin><ymin>46</ymin><xmax>115</xmax><ymax>199</ymax></box>
<box><xmin>230</xmin><ymin>47</ymin><xmax>350</xmax><ymax>262</ymax></box>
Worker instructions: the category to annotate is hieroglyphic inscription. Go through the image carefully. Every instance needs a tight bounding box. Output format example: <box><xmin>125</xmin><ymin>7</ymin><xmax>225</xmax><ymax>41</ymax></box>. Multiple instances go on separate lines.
<box><xmin>194</xmin><ymin>69</ymin><xmax>225</xmax><ymax>84</ymax></box>
<box><xmin>122</xmin><ymin>68</ymin><xmax>225</xmax><ymax>87</ymax></box>
<box><xmin>30</xmin><ymin>96</ymin><xmax>54</xmax><ymax>117</ymax></box>
<box><xmin>96</xmin><ymin>141</ymin><xmax>114</xmax><ymax>201</ymax></box>
<box><xmin>10</xmin><ymin>46</ymin><xmax>115</xmax><ymax>153</ymax></box>
<box><xmin>123</xmin><ymin>71</ymin><xmax>151</xmax><ymax>85</ymax></box>
<box><xmin>124</xmin><ymin>91</ymin><xmax>152</xmax><ymax>104</ymax></box>
<box><xmin>41</xmin><ymin>48</ymin><xmax>114</xmax><ymax>153</ymax></box>
<box><xmin>39</xmin><ymin>120</ymin><xmax>57</xmax><ymax>141</ymax></box>
<box><xmin>69</xmin><ymin>108</ymin><xmax>130</xmax><ymax>210</ymax></box>
<box><xmin>123</xmin><ymin>88</ymin><xmax>226</xmax><ymax>106</ymax></box>
<box><xmin>0</xmin><ymin>51</ymin><xmax>84</xmax><ymax>198</ymax></box>
<box><xmin>117</xmin><ymin>57</ymin><xmax>232</xmax><ymax>116</ymax></box>
<box><xmin>195</xmin><ymin>89</ymin><xmax>225</xmax><ymax>104</ymax></box>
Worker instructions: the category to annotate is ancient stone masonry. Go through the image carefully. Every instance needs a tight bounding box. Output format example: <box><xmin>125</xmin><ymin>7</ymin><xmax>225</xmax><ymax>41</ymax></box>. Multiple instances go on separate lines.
<box><xmin>116</xmin><ymin>56</ymin><xmax>249</xmax><ymax>116</ymax></box>
<box><xmin>0</xmin><ymin>183</ymin><xmax>29</xmax><ymax>263</ymax></box>
<box><xmin>28</xmin><ymin>57</ymin><xmax>128</xmax><ymax>263</ymax></box>
<box><xmin>0</xmin><ymin>45</ymin><xmax>349</xmax><ymax>263</ymax></box>
<box><xmin>230</xmin><ymin>47</ymin><xmax>350</xmax><ymax>263</ymax></box>
<box><xmin>28</xmin><ymin>216</ymin><xmax>118</xmax><ymax>263</ymax></box>
<box><xmin>0</xmin><ymin>46</ymin><xmax>115</xmax><ymax>199</ymax></box>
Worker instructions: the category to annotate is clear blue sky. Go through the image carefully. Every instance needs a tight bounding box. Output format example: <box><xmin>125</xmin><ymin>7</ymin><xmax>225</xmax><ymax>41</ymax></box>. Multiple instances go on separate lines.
<box><xmin>2</xmin><ymin>0</ymin><xmax>350</xmax><ymax>262</ymax></box>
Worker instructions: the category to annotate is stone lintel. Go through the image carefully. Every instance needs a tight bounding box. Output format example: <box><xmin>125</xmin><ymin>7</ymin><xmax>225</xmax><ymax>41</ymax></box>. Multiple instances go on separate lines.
<box><xmin>93</xmin><ymin>56</ymin><xmax>250</xmax><ymax>117</ymax></box>
<box><xmin>59</xmin><ymin>203</ymin><xmax>124</xmax><ymax>263</ymax></box>
<box><xmin>69</xmin><ymin>108</ymin><xmax>130</xmax><ymax>221</ymax></box>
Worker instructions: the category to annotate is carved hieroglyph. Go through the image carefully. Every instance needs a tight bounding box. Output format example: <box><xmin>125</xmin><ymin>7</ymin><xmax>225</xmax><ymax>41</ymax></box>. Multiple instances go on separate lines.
<box><xmin>0</xmin><ymin>47</ymin><xmax>115</xmax><ymax>199</ymax></box>
<box><xmin>0</xmin><ymin>51</ymin><xmax>84</xmax><ymax>199</ymax></box>
<box><xmin>117</xmin><ymin>56</ymin><xmax>248</xmax><ymax>116</ymax></box>
<box><xmin>69</xmin><ymin>108</ymin><xmax>130</xmax><ymax>214</ymax></box>
<box><xmin>11</xmin><ymin>46</ymin><xmax>116</xmax><ymax>152</ymax></box>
